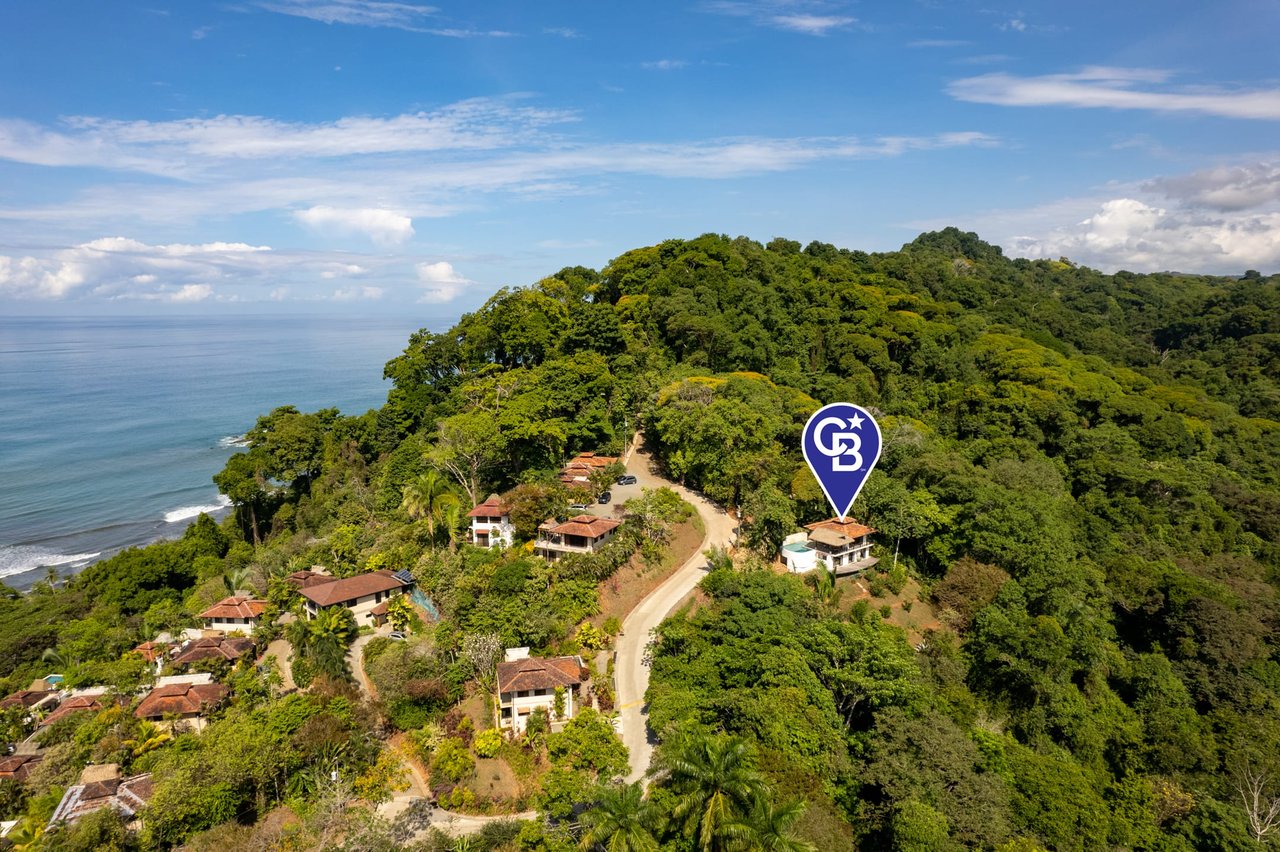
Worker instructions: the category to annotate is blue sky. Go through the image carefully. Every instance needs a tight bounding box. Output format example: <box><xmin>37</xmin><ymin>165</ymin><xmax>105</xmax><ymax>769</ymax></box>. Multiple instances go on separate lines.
<box><xmin>2</xmin><ymin>0</ymin><xmax>1278</xmax><ymax>314</ymax></box>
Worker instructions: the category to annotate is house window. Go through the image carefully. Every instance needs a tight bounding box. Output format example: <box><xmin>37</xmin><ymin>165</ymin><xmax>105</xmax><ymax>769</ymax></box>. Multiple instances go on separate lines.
<box><xmin>501</xmin><ymin>707</ymin><xmax>511</xmax><ymax>719</ymax></box>
<box><xmin>534</xmin><ymin>688</ymin><xmax>547</xmax><ymax>696</ymax></box>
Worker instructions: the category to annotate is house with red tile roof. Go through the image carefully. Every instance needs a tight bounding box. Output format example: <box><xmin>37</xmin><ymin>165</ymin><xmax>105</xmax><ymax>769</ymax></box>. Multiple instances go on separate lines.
<box><xmin>534</xmin><ymin>515</ymin><xmax>621</xmax><ymax>562</ymax></box>
<box><xmin>468</xmin><ymin>494</ymin><xmax>514</xmax><ymax>549</ymax></box>
<box><xmin>36</xmin><ymin>695</ymin><xmax>105</xmax><ymax>730</ymax></box>
<box><xmin>557</xmin><ymin>452</ymin><xmax>619</xmax><ymax>488</ymax></box>
<box><xmin>0</xmin><ymin>754</ymin><xmax>43</xmax><ymax>782</ymax></box>
<box><xmin>171</xmin><ymin>636</ymin><xmax>255</xmax><ymax>667</ymax></box>
<box><xmin>297</xmin><ymin>569</ymin><xmax>414</xmax><ymax>628</ymax></box>
<box><xmin>496</xmin><ymin>647</ymin><xmax>585</xmax><ymax>733</ymax></box>
<box><xmin>779</xmin><ymin>517</ymin><xmax>877</xmax><ymax>575</ymax></box>
<box><xmin>0</xmin><ymin>685</ymin><xmax>58</xmax><ymax>713</ymax></box>
<box><xmin>131</xmin><ymin>641</ymin><xmax>169</xmax><ymax>665</ymax></box>
<box><xmin>199</xmin><ymin>595</ymin><xmax>270</xmax><ymax>633</ymax></box>
<box><xmin>135</xmin><ymin>682</ymin><xmax>229</xmax><ymax>732</ymax></box>
<box><xmin>285</xmin><ymin>568</ymin><xmax>337</xmax><ymax>590</ymax></box>
<box><xmin>47</xmin><ymin>765</ymin><xmax>153</xmax><ymax>831</ymax></box>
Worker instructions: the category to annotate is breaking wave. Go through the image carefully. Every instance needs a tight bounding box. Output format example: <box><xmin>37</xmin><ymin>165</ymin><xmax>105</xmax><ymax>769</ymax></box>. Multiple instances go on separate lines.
<box><xmin>163</xmin><ymin>494</ymin><xmax>233</xmax><ymax>523</ymax></box>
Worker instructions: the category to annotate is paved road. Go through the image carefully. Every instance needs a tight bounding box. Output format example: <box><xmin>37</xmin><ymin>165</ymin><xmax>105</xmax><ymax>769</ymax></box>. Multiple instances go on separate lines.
<box><xmin>614</xmin><ymin>438</ymin><xmax>737</xmax><ymax>784</ymax></box>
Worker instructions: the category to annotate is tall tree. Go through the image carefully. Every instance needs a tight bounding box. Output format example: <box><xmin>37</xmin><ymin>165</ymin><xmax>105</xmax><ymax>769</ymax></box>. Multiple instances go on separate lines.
<box><xmin>400</xmin><ymin>469</ymin><xmax>461</xmax><ymax>545</ymax></box>
<box><xmin>578</xmin><ymin>782</ymin><xmax>661</xmax><ymax>852</ymax></box>
<box><xmin>652</xmin><ymin>733</ymin><xmax>768</xmax><ymax>852</ymax></box>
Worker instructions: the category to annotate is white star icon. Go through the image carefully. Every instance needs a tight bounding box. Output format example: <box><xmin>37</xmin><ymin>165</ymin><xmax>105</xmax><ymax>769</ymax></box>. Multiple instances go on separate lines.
<box><xmin>847</xmin><ymin>413</ymin><xmax>865</xmax><ymax>430</ymax></box>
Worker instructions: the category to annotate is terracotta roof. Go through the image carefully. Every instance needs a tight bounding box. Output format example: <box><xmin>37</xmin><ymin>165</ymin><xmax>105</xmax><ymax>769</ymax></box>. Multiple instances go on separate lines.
<box><xmin>48</xmin><ymin>773</ymin><xmax>153</xmax><ymax>827</ymax></box>
<box><xmin>298</xmin><ymin>570</ymin><xmax>411</xmax><ymax>607</ymax></box>
<box><xmin>369</xmin><ymin>600</ymin><xmax>390</xmax><ymax>616</ymax></box>
<box><xmin>135</xmin><ymin>683</ymin><xmax>229</xmax><ymax>719</ymax></box>
<box><xmin>542</xmin><ymin>514</ymin><xmax>621</xmax><ymax>539</ymax></box>
<box><xmin>0</xmin><ymin>688</ymin><xmax>53</xmax><ymax>710</ymax></box>
<box><xmin>38</xmin><ymin>696</ymin><xmax>103</xmax><ymax>728</ymax></box>
<box><xmin>171</xmin><ymin>636</ymin><xmax>255</xmax><ymax>666</ymax></box>
<box><xmin>468</xmin><ymin>494</ymin><xmax>510</xmax><ymax>518</ymax></box>
<box><xmin>200</xmin><ymin>595</ymin><xmax>269</xmax><ymax>620</ymax></box>
<box><xmin>558</xmin><ymin>453</ymin><xmax>619</xmax><ymax>482</ymax></box>
<box><xmin>497</xmin><ymin>655</ymin><xmax>583</xmax><ymax>693</ymax></box>
<box><xmin>0</xmin><ymin>754</ymin><xmax>42</xmax><ymax>780</ymax></box>
<box><xmin>805</xmin><ymin>517</ymin><xmax>875</xmax><ymax>546</ymax></box>
<box><xmin>132</xmin><ymin>641</ymin><xmax>169</xmax><ymax>663</ymax></box>
<box><xmin>285</xmin><ymin>570</ymin><xmax>339</xmax><ymax>589</ymax></box>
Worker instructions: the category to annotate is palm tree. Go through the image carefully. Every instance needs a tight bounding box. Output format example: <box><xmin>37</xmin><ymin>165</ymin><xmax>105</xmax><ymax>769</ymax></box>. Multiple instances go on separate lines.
<box><xmin>728</xmin><ymin>798</ymin><xmax>814</xmax><ymax>852</ymax></box>
<box><xmin>579</xmin><ymin>782</ymin><xmax>661</xmax><ymax>852</ymax></box>
<box><xmin>223</xmin><ymin>564</ymin><xmax>254</xmax><ymax>596</ymax></box>
<box><xmin>286</xmin><ymin>607</ymin><xmax>356</xmax><ymax>683</ymax></box>
<box><xmin>401</xmin><ymin>470</ymin><xmax>462</xmax><ymax>545</ymax></box>
<box><xmin>307</xmin><ymin>607</ymin><xmax>357</xmax><ymax>682</ymax></box>
<box><xmin>653</xmin><ymin>733</ymin><xmax>768</xmax><ymax>852</ymax></box>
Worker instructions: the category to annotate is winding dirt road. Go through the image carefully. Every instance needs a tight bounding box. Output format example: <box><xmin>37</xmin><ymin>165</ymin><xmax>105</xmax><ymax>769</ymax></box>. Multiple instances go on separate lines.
<box><xmin>614</xmin><ymin>440</ymin><xmax>737</xmax><ymax>783</ymax></box>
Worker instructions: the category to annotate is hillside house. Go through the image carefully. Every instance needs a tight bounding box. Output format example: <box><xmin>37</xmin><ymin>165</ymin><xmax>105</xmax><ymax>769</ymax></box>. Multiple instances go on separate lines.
<box><xmin>469</xmin><ymin>494</ymin><xmax>514</xmax><ymax>549</ymax></box>
<box><xmin>557</xmin><ymin>452</ymin><xmax>618</xmax><ymax>488</ymax></box>
<box><xmin>36</xmin><ymin>694</ymin><xmax>106</xmax><ymax>730</ymax></box>
<box><xmin>0</xmin><ymin>685</ymin><xmax>58</xmax><ymax>714</ymax></box>
<box><xmin>135</xmin><ymin>682</ymin><xmax>228</xmax><ymax>733</ymax></box>
<box><xmin>0</xmin><ymin>754</ymin><xmax>42</xmax><ymax>782</ymax></box>
<box><xmin>496</xmin><ymin>648</ymin><xmax>585</xmax><ymax>733</ymax></box>
<box><xmin>297</xmin><ymin>569</ymin><xmax>414</xmax><ymax>627</ymax></box>
<box><xmin>199</xmin><ymin>595</ymin><xmax>269</xmax><ymax>634</ymax></box>
<box><xmin>780</xmin><ymin>517</ymin><xmax>877</xmax><ymax>575</ymax></box>
<box><xmin>47</xmin><ymin>765</ymin><xmax>153</xmax><ymax>831</ymax></box>
<box><xmin>534</xmin><ymin>515</ymin><xmax>621</xmax><ymax>561</ymax></box>
<box><xmin>171</xmin><ymin>636</ymin><xmax>255</xmax><ymax>668</ymax></box>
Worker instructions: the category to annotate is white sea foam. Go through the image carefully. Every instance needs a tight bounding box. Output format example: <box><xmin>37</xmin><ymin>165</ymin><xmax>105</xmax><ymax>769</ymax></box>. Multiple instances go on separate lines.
<box><xmin>217</xmin><ymin>434</ymin><xmax>248</xmax><ymax>448</ymax></box>
<box><xmin>0</xmin><ymin>546</ymin><xmax>102</xmax><ymax>579</ymax></box>
<box><xmin>163</xmin><ymin>494</ymin><xmax>233</xmax><ymax>523</ymax></box>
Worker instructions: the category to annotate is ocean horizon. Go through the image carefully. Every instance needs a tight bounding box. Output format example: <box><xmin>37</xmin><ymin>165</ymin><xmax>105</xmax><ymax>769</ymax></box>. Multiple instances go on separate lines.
<box><xmin>0</xmin><ymin>314</ymin><xmax>442</xmax><ymax>589</ymax></box>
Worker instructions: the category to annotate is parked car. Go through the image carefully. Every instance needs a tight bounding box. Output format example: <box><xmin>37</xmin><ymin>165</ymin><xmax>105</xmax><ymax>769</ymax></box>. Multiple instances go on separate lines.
<box><xmin>598</xmin><ymin>491</ymin><xmax>612</xmax><ymax>504</ymax></box>
<box><xmin>616</xmin><ymin>474</ymin><xmax>638</xmax><ymax>485</ymax></box>
<box><xmin>569</xmin><ymin>502</ymin><xmax>591</xmax><ymax>511</ymax></box>
<box><xmin>388</xmin><ymin>631</ymin><xmax>407</xmax><ymax>641</ymax></box>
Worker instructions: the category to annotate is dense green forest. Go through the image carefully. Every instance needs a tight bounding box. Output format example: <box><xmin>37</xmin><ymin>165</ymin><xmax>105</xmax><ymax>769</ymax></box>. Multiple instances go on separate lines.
<box><xmin>0</xmin><ymin>229</ymin><xmax>1277</xmax><ymax>850</ymax></box>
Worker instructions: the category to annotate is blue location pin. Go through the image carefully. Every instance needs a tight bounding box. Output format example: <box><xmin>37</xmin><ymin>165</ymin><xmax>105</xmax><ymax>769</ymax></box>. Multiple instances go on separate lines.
<box><xmin>802</xmin><ymin>402</ymin><xmax>882</xmax><ymax>521</ymax></box>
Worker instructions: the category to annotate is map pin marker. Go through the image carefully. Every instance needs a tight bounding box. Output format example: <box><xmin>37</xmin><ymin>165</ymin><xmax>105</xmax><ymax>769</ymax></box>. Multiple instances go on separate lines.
<box><xmin>802</xmin><ymin>402</ymin><xmax>882</xmax><ymax>522</ymax></box>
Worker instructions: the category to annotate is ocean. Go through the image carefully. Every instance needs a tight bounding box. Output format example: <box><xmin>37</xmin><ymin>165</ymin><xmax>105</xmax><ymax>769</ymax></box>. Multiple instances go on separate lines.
<box><xmin>0</xmin><ymin>314</ymin><xmax>435</xmax><ymax>590</ymax></box>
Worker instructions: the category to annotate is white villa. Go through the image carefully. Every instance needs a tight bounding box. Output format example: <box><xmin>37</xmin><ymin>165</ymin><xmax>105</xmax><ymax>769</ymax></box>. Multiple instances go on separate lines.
<box><xmin>469</xmin><ymin>494</ymin><xmax>514</xmax><ymax>549</ymax></box>
<box><xmin>780</xmin><ymin>517</ymin><xmax>877</xmax><ymax>575</ymax></box>
<box><xmin>199</xmin><ymin>596</ymin><xmax>269</xmax><ymax>634</ymax></box>
<box><xmin>496</xmin><ymin>647</ymin><xmax>584</xmax><ymax>733</ymax></box>
<box><xmin>534</xmin><ymin>515</ymin><xmax>621</xmax><ymax>561</ymax></box>
<box><xmin>297</xmin><ymin>569</ymin><xmax>415</xmax><ymax>628</ymax></box>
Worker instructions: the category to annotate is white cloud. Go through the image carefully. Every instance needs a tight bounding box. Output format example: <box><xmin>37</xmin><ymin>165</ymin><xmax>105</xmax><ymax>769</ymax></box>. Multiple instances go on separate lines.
<box><xmin>771</xmin><ymin>14</ymin><xmax>855</xmax><ymax>35</ymax></box>
<box><xmin>1007</xmin><ymin>198</ymin><xmax>1280</xmax><ymax>273</ymax></box>
<box><xmin>702</xmin><ymin>1</ymin><xmax>856</xmax><ymax>34</ymax></box>
<box><xmin>948</xmin><ymin>67</ymin><xmax>1280</xmax><ymax>120</ymax></box>
<box><xmin>0</xmin><ymin>115</ymin><xmax>999</xmax><ymax>233</ymax></box>
<box><xmin>254</xmin><ymin>0</ymin><xmax>437</xmax><ymax>29</ymax></box>
<box><xmin>1146</xmin><ymin>161</ymin><xmax>1280</xmax><ymax>211</ymax></box>
<box><xmin>295</xmin><ymin>206</ymin><xmax>414</xmax><ymax>245</ymax></box>
<box><xmin>252</xmin><ymin>1</ymin><xmax>511</xmax><ymax>36</ymax></box>
<box><xmin>319</xmin><ymin>262</ymin><xmax>369</xmax><ymax>279</ymax></box>
<box><xmin>332</xmin><ymin>285</ymin><xmax>384</xmax><ymax>300</ymax></box>
<box><xmin>415</xmin><ymin>260</ymin><xmax>472</xmax><ymax>302</ymax></box>
<box><xmin>168</xmin><ymin>284</ymin><xmax>214</xmax><ymax>302</ymax></box>
<box><xmin>0</xmin><ymin>99</ymin><xmax>577</xmax><ymax>175</ymax></box>
<box><xmin>0</xmin><ymin>238</ymin><xmax>270</xmax><ymax>300</ymax></box>
<box><xmin>543</xmin><ymin>27</ymin><xmax>579</xmax><ymax>38</ymax></box>
<box><xmin>641</xmin><ymin>59</ymin><xmax>688</xmax><ymax>71</ymax></box>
